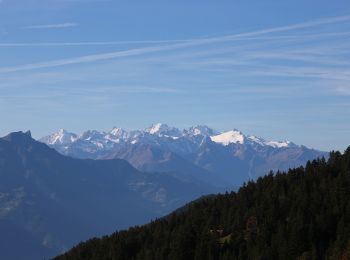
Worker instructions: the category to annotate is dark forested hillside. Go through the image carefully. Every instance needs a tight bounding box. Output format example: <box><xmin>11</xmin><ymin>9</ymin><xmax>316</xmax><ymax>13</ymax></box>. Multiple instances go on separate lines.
<box><xmin>56</xmin><ymin>147</ymin><xmax>350</xmax><ymax>260</ymax></box>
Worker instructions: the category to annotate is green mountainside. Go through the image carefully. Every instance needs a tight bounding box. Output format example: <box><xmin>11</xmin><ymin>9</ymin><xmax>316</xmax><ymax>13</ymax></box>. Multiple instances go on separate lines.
<box><xmin>56</xmin><ymin>148</ymin><xmax>350</xmax><ymax>260</ymax></box>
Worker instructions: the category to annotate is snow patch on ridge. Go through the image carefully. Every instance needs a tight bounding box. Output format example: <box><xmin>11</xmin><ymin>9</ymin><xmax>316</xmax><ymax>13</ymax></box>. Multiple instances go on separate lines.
<box><xmin>210</xmin><ymin>130</ymin><xmax>244</xmax><ymax>145</ymax></box>
<box><xmin>265</xmin><ymin>140</ymin><xmax>290</xmax><ymax>148</ymax></box>
<box><xmin>247</xmin><ymin>135</ymin><xmax>291</xmax><ymax>148</ymax></box>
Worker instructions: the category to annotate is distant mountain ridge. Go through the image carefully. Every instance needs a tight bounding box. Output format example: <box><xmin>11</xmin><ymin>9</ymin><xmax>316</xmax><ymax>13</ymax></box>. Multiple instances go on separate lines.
<box><xmin>41</xmin><ymin>124</ymin><xmax>326</xmax><ymax>187</ymax></box>
<box><xmin>42</xmin><ymin>123</ymin><xmax>293</xmax><ymax>148</ymax></box>
<box><xmin>0</xmin><ymin>131</ymin><xmax>216</xmax><ymax>260</ymax></box>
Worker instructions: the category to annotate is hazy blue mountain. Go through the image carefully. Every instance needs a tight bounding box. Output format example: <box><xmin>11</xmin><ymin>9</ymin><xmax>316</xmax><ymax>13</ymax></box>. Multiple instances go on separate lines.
<box><xmin>0</xmin><ymin>131</ymin><xmax>216</xmax><ymax>260</ymax></box>
<box><xmin>41</xmin><ymin>123</ymin><xmax>327</xmax><ymax>187</ymax></box>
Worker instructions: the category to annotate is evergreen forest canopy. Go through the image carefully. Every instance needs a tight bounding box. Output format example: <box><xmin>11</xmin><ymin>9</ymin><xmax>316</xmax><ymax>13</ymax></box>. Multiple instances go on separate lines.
<box><xmin>56</xmin><ymin>147</ymin><xmax>350</xmax><ymax>260</ymax></box>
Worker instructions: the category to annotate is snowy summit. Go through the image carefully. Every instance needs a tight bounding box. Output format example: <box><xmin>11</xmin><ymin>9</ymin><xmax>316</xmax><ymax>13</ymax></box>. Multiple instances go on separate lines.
<box><xmin>40</xmin><ymin>123</ymin><xmax>295</xmax><ymax>149</ymax></box>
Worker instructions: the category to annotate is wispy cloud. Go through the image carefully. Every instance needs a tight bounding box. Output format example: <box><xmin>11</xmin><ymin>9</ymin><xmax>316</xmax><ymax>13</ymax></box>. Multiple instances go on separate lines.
<box><xmin>336</xmin><ymin>86</ymin><xmax>350</xmax><ymax>95</ymax></box>
<box><xmin>24</xmin><ymin>23</ymin><xmax>78</xmax><ymax>29</ymax></box>
<box><xmin>1</xmin><ymin>14</ymin><xmax>349</xmax><ymax>73</ymax></box>
<box><xmin>0</xmin><ymin>43</ymin><xmax>191</xmax><ymax>73</ymax></box>
<box><xmin>0</xmin><ymin>39</ymin><xmax>190</xmax><ymax>47</ymax></box>
<box><xmin>1</xmin><ymin>14</ymin><xmax>350</xmax><ymax>99</ymax></box>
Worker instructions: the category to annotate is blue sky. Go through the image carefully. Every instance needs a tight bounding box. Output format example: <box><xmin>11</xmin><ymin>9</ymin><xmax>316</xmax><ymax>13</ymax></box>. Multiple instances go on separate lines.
<box><xmin>0</xmin><ymin>0</ymin><xmax>349</xmax><ymax>151</ymax></box>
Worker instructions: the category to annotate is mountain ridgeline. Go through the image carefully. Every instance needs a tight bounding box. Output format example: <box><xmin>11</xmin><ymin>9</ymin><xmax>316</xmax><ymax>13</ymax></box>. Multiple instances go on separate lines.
<box><xmin>41</xmin><ymin>124</ymin><xmax>326</xmax><ymax>188</ymax></box>
<box><xmin>0</xmin><ymin>131</ymin><xmax>216</xmax><ymax>260</ymax></box>
<box><xmin>57</xmin><ymin>147</ymin><xmax>350</xmax><ymax>260</ymax></box>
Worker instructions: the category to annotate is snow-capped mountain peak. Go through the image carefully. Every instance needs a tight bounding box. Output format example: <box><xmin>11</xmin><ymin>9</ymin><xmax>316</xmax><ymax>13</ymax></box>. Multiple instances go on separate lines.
<box><xmin>184</xmin><ymin>125</ymin><xmax>219</xmax><ymax>136</ymax></box>
<box><xmin>210</xmin><ymin>130</ymin><xmax>245</xmax><ymax>145</ymax></box>
<box><xmin>145</xmin><ymin>123</ymin><xmax>182</xmax><ymax>137</ymax></box>
<box><xmin>106</xmin><ymin>127</ymin><xmax>129</xmax><ymax>143</ymax></box>
<box><xmin>247</xmin><ymin>135</ymin><xmax>266</xmax><ymax>146</ymax></box>
<box><xmin>41</xmin><ymin>125</ymin><xmax>297</xmax><ymax>153</ymax></box>
<box><xmin>80</xmin><ymin>130</ymin><xmax>104</xmax><ymax>141</ymax></box>
<box><xmin>146</xmin><ymin>123</ymin><xmax>168</xmax><ymax>134</ymax></box>
<box><xmin>42</xmin><ymin>129</ymin><xmax>78</xmax><ymax>145</ymax></box>
<box><xmin>109</xmin><ymin>127</ymin><xmax>125</xmax><ymax>136</ymax></box>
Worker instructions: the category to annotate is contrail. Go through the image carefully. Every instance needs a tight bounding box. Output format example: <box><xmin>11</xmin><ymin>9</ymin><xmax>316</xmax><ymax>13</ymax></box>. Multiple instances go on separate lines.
<box><xmin>0</xmin><ymin>14</ymin><xmax>349</xmax><ymax>73</ymax></box>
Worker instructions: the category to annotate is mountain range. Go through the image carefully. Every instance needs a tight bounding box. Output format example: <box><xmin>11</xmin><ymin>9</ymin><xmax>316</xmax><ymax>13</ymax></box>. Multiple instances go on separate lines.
<box><xmin>41</xmin><ymin>123</ymin><xmax>327</xmax><ymax>187</ymax></box>
<box><xmin>0</xmin><ymin>131</ymin><xmax>215</xmax><ymax>260</ymax></box>
<box><xmin>0</xmin><ymin>126</ymin><xmax>327</xmax><ymax>259</ymax></box>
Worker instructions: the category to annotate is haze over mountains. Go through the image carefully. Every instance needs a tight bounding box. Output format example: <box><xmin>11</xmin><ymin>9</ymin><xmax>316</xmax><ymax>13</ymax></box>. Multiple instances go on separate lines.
<box><xmin>41</xmin><ymin>123</ymin><xmax>326</xmax><ymax>187</ymax></box>
<box><xmin>0</xmin><ymin>131</ymin><xmax>214</xmax><ymax>260</ymax></box>
<box><xmin>0</xmin><ymin>126</ymin><xmax>327</xmax><ymax>259</ymax></box>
